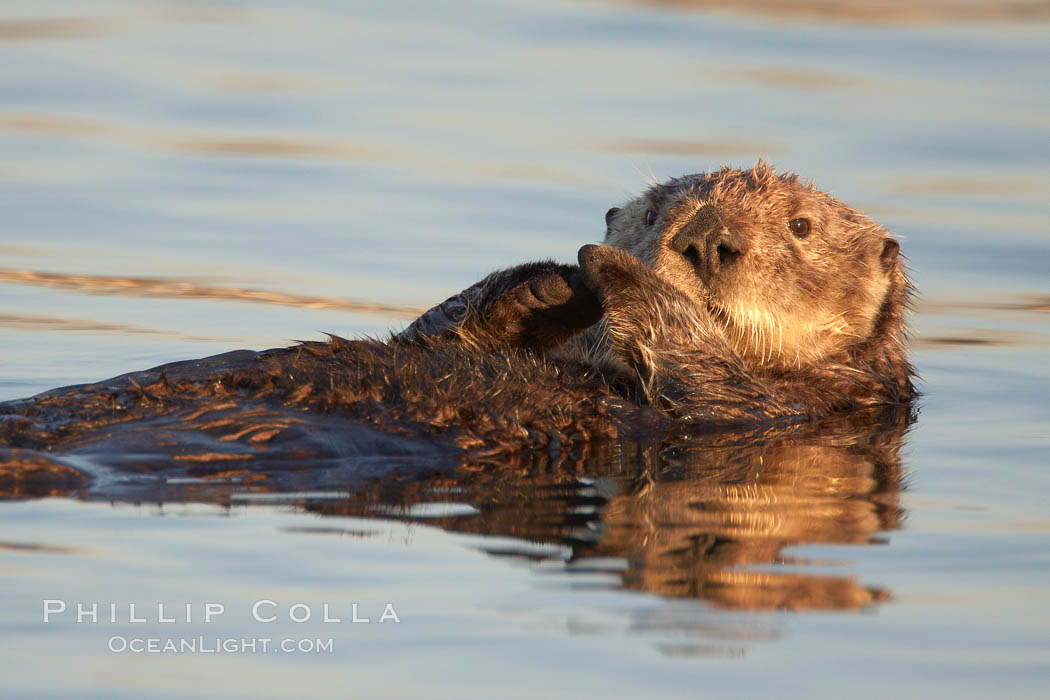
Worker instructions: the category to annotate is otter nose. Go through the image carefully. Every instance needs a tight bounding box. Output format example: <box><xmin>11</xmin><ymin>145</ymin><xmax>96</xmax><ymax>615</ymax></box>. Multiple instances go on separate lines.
<box><xmin>670</xmin><ymin>205</ymin><xmax>748</xmax><ymax>273</ymax></box>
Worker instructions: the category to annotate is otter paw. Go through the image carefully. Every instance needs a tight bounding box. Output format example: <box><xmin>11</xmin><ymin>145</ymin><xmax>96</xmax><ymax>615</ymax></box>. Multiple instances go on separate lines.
<box><xmin>512</xmin><ymin>270</ymin><xmax>574</xmax><ymax>310</ymax></box>
<box><xmin>463</xmin><ymin>262</ymin><xmax>602</xmax><ymax>350</ymax></box>
<box><xmin>577</xmin><ymin>244</ymin><xmax>654</xmax><ymax>303</ymax></box>
<box><xmin>506</xmin><ymin>268</ymin><xmax>601</xmax><ymax>344</ymax></box>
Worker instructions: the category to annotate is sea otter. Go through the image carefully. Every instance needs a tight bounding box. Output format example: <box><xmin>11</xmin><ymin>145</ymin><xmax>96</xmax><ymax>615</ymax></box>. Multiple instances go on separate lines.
<box><xmin>0</xmin><ymin>162</ymin><xmax>914</xmax><ymax>494</ymax></box>
<box><xmin>400</xmin><ymin>160</ymin><xmax>913</xmax><ymax>417</ymax></box>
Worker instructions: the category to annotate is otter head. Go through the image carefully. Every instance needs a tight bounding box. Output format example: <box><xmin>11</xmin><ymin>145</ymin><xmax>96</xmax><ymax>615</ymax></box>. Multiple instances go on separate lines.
<box><xmin>603</xmin><ymin>161</ymin><xmax>906</xmax><ymax>370</ymax></box>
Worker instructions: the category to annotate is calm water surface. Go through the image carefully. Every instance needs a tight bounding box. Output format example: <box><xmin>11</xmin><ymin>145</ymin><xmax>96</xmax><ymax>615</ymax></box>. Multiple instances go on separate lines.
<box><xmin>1</xmin><ymin>1</ymin><xmax>1048</xmax><ymax>698</ymax></box>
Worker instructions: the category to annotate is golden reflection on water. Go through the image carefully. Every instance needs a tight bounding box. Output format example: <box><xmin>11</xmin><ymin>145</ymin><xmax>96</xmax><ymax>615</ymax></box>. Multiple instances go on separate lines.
<box><xmin>576</xmin><ymin>137</ymin><xmax>784</xmax><ymax>157</ymax></box>
<box><xmin>0</xmin><ymin>267</ymin><xmax>423</xmax><ymax>317</ymax></box>
<box><xmin>0</xmin><ymin>18</ymin><xmax>112</xmax><ymax>41</ymax></box>
<box><xmin>0</xmin><ymin>112</ymin><xmax>599</xmax><ymax>186</ymax></box>
<box><xmin>0</xmin><ymin>312</ymin><xmax>239</xmax><ymax>341</ymax></box>
<box><xmin>602</xmin><ymin>444</ymin><xmax>896</xmax><ymax>610</ymax></box>
<box><xmin>880</xmin><ymin>177</ymin><xmax>1050</xmax><ymax>198</ymax></box>
<box><xmin>919</xmin><ymin>295</ymin><xmax>1050</xmax><ymax>315</ymax></box>
<box><xmin>0</xmin><ymin>4</ymin><xmax>248</xmax><ymax>43</ymax></box>
<box><xmin>913</xmin><ymin>329</ymin><xmax>1047</xmax><ymax>348</ymax></box>
<box><xmin>915</xmin><ymin>295</ymin><xmax>1050</xmax><ymax>348</ymax></box>
<box><xmin>298</xmin><ymin>411</ymin><xmax>912</xmax><ymax>613</ymax></box>
<box><xmin>717</xmin><ymin>67</ymin><xmax>859</xmax><ymax>89</ymax></box>
<box><xmin>201</xmin><ymin>71</ymin><xmax>342</xmax><ymax>94</ymax></box>
<box><xmin>0</xmin><ymin>112</ymin><xmax>398</xmax><ymax>160</ymax></box>
<box><xmin>617</xmin><ymin>0</ymin><xmax>1050</xmax><ymax>25</ymax></box>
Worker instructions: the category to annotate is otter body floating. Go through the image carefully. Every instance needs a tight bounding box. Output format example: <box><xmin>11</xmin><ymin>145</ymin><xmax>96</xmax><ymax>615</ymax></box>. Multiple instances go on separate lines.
<box><xmin>1</xmin><ymin>162</ymin><xmax>914</xmax><ymax>496</ymax></box>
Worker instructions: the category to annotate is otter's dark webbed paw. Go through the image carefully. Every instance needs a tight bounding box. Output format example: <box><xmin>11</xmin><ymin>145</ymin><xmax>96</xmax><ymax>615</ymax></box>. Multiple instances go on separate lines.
<box><xmin>461</xmin><ymin>261</ymin><xmax>602</xmax><ymax>350</ymax></box>
<box><xmin>509</xmin><ymin>267</ymin><xmax>598</xmax><ymax>327</ymax></box>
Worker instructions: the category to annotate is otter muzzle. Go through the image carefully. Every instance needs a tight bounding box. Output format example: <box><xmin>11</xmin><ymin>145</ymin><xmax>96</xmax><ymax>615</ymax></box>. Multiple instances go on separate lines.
<box><xmin>669</xmin><ymin>204</ymin><xmax>748</xmax><ymax>280</ymax></box>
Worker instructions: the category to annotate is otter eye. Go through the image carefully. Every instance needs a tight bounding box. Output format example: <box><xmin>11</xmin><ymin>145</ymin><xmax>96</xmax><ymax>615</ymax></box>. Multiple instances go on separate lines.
<box><xmin>645</xmin><ymin>210</ymin><xmax>657</xmax><ymax>227</ymax></box>
<box><xmin>605</xmin><ymin>207</ymin><xmax>620</xmax><ymax>227</ymax></box>
<box><xmin>789</xmin><ymin>218</ymin><xmax>811</xmax><ymax>238</ymax></box>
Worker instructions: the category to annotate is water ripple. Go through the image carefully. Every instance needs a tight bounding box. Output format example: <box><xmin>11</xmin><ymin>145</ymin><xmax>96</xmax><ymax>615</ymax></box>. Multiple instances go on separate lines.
<box><xmin>0</xmin><ymin>268</ymin><xmax>423</xmax><ymax>317</ymax></box>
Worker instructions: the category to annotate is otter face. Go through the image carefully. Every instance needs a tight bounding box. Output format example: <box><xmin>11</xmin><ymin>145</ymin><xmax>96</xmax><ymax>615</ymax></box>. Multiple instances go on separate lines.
<box><xmin>603</xmin><ymin>162</ymin><xmax>902</xmax><ymax>369</ymax></box>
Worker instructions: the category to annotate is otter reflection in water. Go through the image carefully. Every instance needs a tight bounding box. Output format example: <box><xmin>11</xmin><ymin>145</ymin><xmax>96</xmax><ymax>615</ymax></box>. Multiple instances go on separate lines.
<box><xmin>2</xmin><ymin>405</ymin><xmax>911</xmax><ymax>612</ymax></box>
<box><xmin>1</xmin><ymin>405</ymin><xmax>910</xmax><ymax>614</ymax></box>
<box><xmin>318</xmin><ymin>408</ymin><xmax>911</xmax><ymax>613</ymax></box>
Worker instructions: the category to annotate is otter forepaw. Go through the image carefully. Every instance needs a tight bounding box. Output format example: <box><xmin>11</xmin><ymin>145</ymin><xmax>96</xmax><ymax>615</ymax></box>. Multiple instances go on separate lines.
<box><xmin>578</xmin><ymin>244</ymin><xmax>660</xmax><ymax>308</ymax></box>
<box><xmin>508</xmin><ymin>268</ymin><xmax>602</xmax><ymax>334</ymax></box>
<box><xmin>462</xmin><ymin>262</ymin><xmax>601</xmax><ymax>350</ymax></box>
<box><xmin>578</xmin><ymin>244</ymin><xmax>716</xmax><ymax>369</ymax></box>
<box><xmin>512</xmin><ymin>270</ymin><xmax>575</xmax><ymax>313</ymax></box>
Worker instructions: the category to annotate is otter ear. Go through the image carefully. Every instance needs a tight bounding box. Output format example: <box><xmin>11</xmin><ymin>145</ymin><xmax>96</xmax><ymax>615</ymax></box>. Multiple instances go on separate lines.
<box><xmin>605</xmin><ymin>207</ymin><xmax>620</xmax><ymax>227</ymax></box>
<box><xmin>880</xmin><ymin>239</ymin><xmax>899</xmax><ymax>270</ymax></box>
